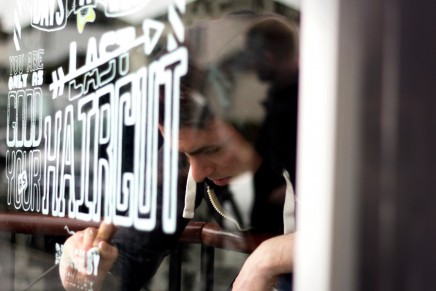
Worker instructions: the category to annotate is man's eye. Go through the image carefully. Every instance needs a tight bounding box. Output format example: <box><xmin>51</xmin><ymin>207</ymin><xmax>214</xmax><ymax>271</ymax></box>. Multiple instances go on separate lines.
<box><xmin>204</xmin><ymin>147</ymin><xmax>220</xmax><ymax>155</ymax></box>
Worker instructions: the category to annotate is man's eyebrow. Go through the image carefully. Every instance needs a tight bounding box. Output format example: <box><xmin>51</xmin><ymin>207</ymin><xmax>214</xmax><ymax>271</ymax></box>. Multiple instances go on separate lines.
<box><xmin>186</xmin><ymin>145</ymin><xmax>217</xmax><ymax>156</ymax></box>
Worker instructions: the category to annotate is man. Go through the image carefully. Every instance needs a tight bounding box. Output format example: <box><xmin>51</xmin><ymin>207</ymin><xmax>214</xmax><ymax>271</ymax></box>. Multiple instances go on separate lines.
<box><xmin>60</xmin><ymin>13</ymin><xmax>297</xmax><ymax>291</ymax></box>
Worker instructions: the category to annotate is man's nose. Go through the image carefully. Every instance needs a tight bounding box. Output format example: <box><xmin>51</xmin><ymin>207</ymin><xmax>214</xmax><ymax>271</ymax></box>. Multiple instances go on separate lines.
<box><xmin>189</xmin><ymin>156</ymin><xmax>215</xmax><ymax>183</ymax></box>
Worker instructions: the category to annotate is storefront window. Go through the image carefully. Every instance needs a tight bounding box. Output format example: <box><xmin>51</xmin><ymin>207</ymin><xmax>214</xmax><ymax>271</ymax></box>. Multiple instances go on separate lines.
<box><xmin>0</xmin><ymin>1</ymin><xmax>300</xmax><ymax>290</ymax></box>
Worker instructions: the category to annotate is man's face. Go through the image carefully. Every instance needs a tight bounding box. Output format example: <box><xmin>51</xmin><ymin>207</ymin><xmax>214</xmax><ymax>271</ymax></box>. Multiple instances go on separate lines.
<box><xmin>165</xmin><ymin>120</ymin><xmax>260</xmax><ymax>186</ymax></box>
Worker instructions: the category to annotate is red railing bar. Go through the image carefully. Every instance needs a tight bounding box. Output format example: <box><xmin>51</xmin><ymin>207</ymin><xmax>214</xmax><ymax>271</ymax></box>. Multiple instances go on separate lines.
<box><xmin>0</xmin><ymin>212</ymin><xmax>99</xmax><ymax>235</ymax></box>
<box><xmin>0</xmin><ymin>212</ymin><xmax>273</xmax><ymax>253</ymax></box>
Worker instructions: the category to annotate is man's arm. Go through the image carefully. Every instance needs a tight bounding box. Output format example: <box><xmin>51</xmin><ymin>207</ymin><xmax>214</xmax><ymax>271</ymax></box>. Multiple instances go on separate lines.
<box><xmin>232</xmin><ymin>233</ymin><xmax>294</xmax><ymax>291</ymax></box>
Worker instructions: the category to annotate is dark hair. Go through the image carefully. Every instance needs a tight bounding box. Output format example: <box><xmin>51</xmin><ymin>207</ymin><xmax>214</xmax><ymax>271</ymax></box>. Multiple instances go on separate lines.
<box><xmin>159</xmin><ymin>62</ymin><xmax>215</xmax><ymax>130</ymax></box>
<box><xmin>246</xmin><ymin>17</ymin><xmax>298</xmax><ymax>58</ymax></box>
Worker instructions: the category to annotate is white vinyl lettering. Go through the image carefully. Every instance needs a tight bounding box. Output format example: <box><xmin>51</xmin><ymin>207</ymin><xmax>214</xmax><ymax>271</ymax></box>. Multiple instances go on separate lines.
<box><xmin>7</xmin><ymin>0</ymin><xmax>187</xmax><ymax>236</ymax></box>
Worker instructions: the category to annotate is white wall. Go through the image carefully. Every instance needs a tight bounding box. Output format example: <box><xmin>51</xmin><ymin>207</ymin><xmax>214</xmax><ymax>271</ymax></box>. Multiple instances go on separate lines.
<box><xmin>294</xmin><ymin>0</ymin><xmax>360</xmax><ymax>290</ymax></box>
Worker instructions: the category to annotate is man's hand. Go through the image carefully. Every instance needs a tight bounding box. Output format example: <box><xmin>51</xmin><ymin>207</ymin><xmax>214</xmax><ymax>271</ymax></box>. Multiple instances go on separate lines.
<box><xmin>59</xmin><ymin>223</ymin><xmax>119</xmax><ymax>291</ymax></box>
<box><xmin>232</xmin><ymin>233</ymin><xmax>294</xmax><ymax>291</ymax></box>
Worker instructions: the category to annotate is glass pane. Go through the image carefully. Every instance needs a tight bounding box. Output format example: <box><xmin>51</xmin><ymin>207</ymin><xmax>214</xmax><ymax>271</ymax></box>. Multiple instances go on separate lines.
<box><xmin>0</xmin><ymin>1</ymin><xmax>299</xmax><ymax>290</ymax></box>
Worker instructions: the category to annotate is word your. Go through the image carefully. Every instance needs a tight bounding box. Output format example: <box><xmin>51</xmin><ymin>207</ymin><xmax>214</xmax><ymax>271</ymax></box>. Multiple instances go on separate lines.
<box><xmin>6</xmin><ymin>150</ymin><xmax>41</xmax><ymax>211</ymax></box>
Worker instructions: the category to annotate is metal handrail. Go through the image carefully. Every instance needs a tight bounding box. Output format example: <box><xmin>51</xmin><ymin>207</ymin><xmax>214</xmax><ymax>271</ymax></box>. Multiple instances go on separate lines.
<box><xmin>0</xmin><ymin>212</ymin><xmax>274</xmax><ymax>253</ymax></box>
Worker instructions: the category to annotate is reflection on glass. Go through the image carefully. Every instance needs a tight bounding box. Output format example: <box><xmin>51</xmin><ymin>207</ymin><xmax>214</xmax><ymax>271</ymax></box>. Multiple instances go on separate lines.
<box><xmin>0</xmin><ymin>1</ymin><xmax>299</xmax><ymax>290</ymax></box>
